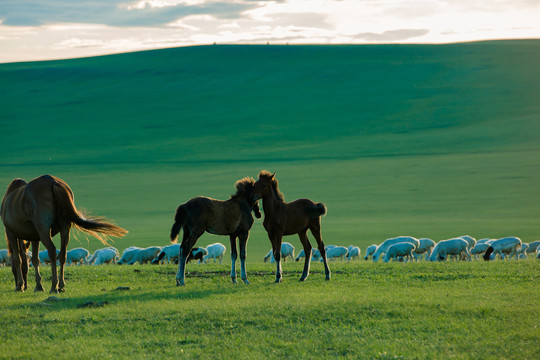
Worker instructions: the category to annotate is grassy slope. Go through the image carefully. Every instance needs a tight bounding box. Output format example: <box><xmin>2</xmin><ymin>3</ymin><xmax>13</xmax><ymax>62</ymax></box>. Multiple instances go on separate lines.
<box><xmin>1</xmin><ymin>41</ymin><xmax>540</xmax><ymax>257</ymax></box>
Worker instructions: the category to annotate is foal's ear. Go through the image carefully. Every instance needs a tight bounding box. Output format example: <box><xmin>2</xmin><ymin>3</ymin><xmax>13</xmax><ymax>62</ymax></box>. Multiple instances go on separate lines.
<box><xmin>271</xmin><ymin>172</ymin><xmax>276</xmax><ymax>180</ymax></box>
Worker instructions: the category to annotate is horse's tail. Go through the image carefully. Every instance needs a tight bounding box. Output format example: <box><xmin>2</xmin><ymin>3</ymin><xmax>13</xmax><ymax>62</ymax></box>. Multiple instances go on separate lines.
<box><xmin>52</xmin><ymin>179</ymin><xmax>128</xmax><ymax>245</ymax></box>
<box><xmin>483</xmin><ymin>246</ymin><xmax>494</xmax><ymax>261</ymax></box>
<box><xmin>170</xmin><ymin>204</ymin><xmax>188</xmax><ymax>243</ymax></box>
<box><xmin>305</xmin><ymin>202</ymin><xmax>327</xmax><ymax>218</ymax></box>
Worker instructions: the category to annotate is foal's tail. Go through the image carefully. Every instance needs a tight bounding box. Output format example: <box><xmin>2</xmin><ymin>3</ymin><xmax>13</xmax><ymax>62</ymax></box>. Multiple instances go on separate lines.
<box><xmin>483</xmin><ymin>246</ymin><xmax>494</xmax><ymax>261</ymax></box>
<box><xmin>52</xmin><ymin>179</ymin><xmax>128</xmax><ymax>245</ymax></box>
<box><xmin>305</xmin><ymin>202</ymin><xmax>327</xmax><ymax>218</ymax></box>
<box><xmin>170</xmin><ymin>204</ymin><xmax>188</xmax><ymax>243</ymax></box>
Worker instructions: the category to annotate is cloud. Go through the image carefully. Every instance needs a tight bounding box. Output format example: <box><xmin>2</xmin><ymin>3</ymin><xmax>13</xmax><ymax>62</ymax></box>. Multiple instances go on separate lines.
<box><xmin>0</xmin><ymin>0</ymin><xmax>265</xmax><ymax>27</ymax></box>
<box><xmin>354</xmin><ymin>29</ymin><xmax>430</xmax><ymax>42</ymax></box>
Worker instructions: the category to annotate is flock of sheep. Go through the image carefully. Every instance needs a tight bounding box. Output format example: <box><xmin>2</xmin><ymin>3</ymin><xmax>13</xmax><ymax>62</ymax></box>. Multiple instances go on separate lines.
<box><xmin>1</xmin><ymin>235</ymin><xmax>538</xmax><ymax>268</ymax></box>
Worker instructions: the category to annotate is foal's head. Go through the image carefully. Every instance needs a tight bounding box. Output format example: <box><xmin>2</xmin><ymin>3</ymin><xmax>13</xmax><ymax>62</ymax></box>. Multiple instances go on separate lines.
<box><xmin>232</xmin><ymin>177</ymin><xmax>261</xmax><ymax>218</ymax></box>
<box><xmin>252</xmin><ymin>170</ymin><xmax>284</xmax><ymax>202</ymax></box>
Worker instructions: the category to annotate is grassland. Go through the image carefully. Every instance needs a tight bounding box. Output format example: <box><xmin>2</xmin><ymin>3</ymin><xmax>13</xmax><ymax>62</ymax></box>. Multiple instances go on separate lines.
<box><xmin>0</xmin><ymin>42</ymin><xmax>539</xmax><ymax>358</ymax></box>
<box><xmin>0</xmin><ymin>259</ymin><xmax>538</xmax><ymax>359</ymax></box>
<box><xmin>1</xmin><ymin>40</ymin><xmax>540</xmax><ymax>257</ymax></box>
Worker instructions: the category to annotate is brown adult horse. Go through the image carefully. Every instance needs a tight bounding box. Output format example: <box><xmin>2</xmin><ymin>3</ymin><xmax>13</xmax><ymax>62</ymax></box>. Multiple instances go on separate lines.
<box><xmin>252</xmin><ymin>170</ymin><xmax>330</xmax><ymax>283</ymax></box>
<box><xmin>170</xmin><ymin>177</ymin><xmax>261</xmax><ymax>286</ymax></box>
<box><xmin>1</xmin><ymin>175</ymin><xmax>128</xmax><ymax>293</ymax></box>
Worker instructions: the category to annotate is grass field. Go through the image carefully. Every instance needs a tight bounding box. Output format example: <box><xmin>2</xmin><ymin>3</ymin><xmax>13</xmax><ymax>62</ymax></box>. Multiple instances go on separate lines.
<box><xmin>1</xmin><ymin>41</ymin><xmax>539</xmax><ymax>359</ymax></box>
<box><xmin>1</xmin><ymin>40</ymin><xmax>540</xmax><ymax>257</ymax></box>
<box><xmin>0</xmin><ymin>259</ymin><xmax>538</xmax><ymax>359</ymax></box>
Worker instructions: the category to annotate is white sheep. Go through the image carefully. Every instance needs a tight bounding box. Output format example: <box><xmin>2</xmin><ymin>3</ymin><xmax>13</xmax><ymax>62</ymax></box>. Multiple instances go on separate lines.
<box><xmin>484</xmin><ymin>237</ymin><xmax>522</xmax><ymax>261</ymax></box>
<box><xmin>38</xmin><ymin>249</ymin><xmax>60</xmax><ymax>265</ymax></box>
<box><xmin>326</xmin><ymin>246</ymin><xmax>348</xmax><ymax>261</ymax></box>
<box><xmin>263</xmin><ymin>242</ymin><xmax>295</xmax><ymax>263</ymax></box>
<box><xmin>518</xmin><ymin>243</ymin><xmax>529</xmax><ymax>259</ymax></box>
<box><xmin>88</xmin><ymin>247</ymin><xmax>119</xmax><ymax>265</ymax></box>
<box><xmin>413</xmin><ymin>238</ymin><xmax>436</xmax><ymax>261</ymax></box>
<box><xmin>364</xmin><ymin>244</ymin><xmax>377</xmax><ymax>260</ymax></box>
<box><xmin>372</xmin><ymin>236</ymin><xmax>419</xmax><ymax>262</ymax></box>
<box><xmin>526</xmin><ymin>241</ymin><xmax>540</xmax><ymax>254</ymax></box>
<box><xmin>430</xmin><ymin>238</ymin><xmax>471</xmax><ymax>261</ymax></box>
<box><xmin>0</xmin><ymin>249</ymin><xmax>10</xmax><ymax>266</ymax></box>
<box><xmin>66</xmin><ymin>247</ymin><xmax>89</xmax><ymax>265</ymax></box>
<box><xmin>118</xmin><ymin>247</ymin><xmax>142</xmax><ymax>265</ymax></box>
<box><xmin>203</xmin><ymin>243</ymin><xmax>226</xmax><ymax>264</ymax></box>
<box><xmin>471</xmin><ymin>243</ymin><xmax>491</xmax><ymax>260</ymax></box>
<box><xmin>383</xmin><ymin>242</ymin><xmax>416</xmax><ymax>263</ymax></box>
<box><xmin>347</xmin><ymin>246</ymin><xmax>361</xmax><ymax>261</ymax></box>
<box><xmin>152</xmin><ymin>244</ymin><xmax>181</xmax><ymax>264</ymax></box>
<box><xmin>476</xmin><ymin>238</ymin><xmax>494</xmax><ymax>245</ymax></box>
<box><xmin>458</xmin><ymin>235</ymin><xmax>476</xmax><ymax>251</ymax></box>
<box><xmin>127</xmin><ymin>246</ymin><xmax>162</xmax><ymax>265</ymax></box>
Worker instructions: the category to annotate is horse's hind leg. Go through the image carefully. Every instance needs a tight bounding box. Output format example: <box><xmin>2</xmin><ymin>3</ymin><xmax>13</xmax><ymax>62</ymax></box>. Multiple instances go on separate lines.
<box><xmin>57</xmin><ymin>224</ymin><xmax>70</xmax><ymax>292</ymax></box>
<box><xmin>298</xmin><ymin>229</ymin><xmax>312</xmax><ymax>282</ymax></box>
<box><xmin>176</xmin><ymin>226</ymin><xmax>203</xmax><ymax>286</ymax></box>
<box><xmin>310</xmin><ymin>221</ymin><xmax>331</xmax><ymax>281</ymax></box>
<box><xmin>19</xmin><ymin>240</ymin><xmax>29</xmax><ymax>291</ymax></box>
<box><xmin>6</xmin><ymin>231</ymin><xmax>24</xmax><ymax>291</ymax></box>
<box><xmin>31</xmin><ymin>241</ymin><xmax>44</xmax><ymax>292</ymax></box>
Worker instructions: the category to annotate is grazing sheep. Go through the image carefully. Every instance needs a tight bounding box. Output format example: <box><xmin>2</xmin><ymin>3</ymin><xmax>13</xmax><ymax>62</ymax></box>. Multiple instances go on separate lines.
<box><xmin>383</xmin><ymin>242</ymin><xmax>416</xmax><ymax>263</ymax></box>
<box><xmin>526</xmin><ymin>241</ymin><xmax>540</xmax><ymax>254</ymax></box>
<box><xmin>0</xmin><ymin>249</ymin><xmax>10</xmax><ymax>266</ymax></box>
<box><xmin>151</xmin><ymin>244</ymin><xmax>180</xmax><ymax>264</ymax></box>
<box><xmin>118</xmin><ymin>247</ymin><xmax>142</xmax><ymax>265</ymax></box>
<box><xmin>372</xmin><ymin>236</ymin><xmax>419</xmax><ymax>262</ymax></box>
<box><xmin>347</xmin><ymin>246</ymin><xmax>361</xmax><ymax>261</ymax></box>
<box><xmin>458</xmin><ymin>235</ymin><xmax>477</xmax><ymax>251</ymax></box>
<box><xmin>152</xmin><ymin>245</ymin><xmax>208</xmax><ymax>265</ymax></box>
<box><xmin>430</xmin><ymin>238</ymin><xmax>471</xmax><ymax>261</ymax></box>
<box><xmin>203</xmin><ymin>243</ymin><xmax>226</xmax><ymax>264</ymax></box>
<box><xmin>295</xmin><ymin>249</ymin><xmax>308</xmax><ymax>261</ymax></box>
<box><xmin>326</xmin><ymin>246</ymin><xmax>348</xmax><ymax>261</ymax></box>
<box><xmin>413</xmin><ymin>238</ymin><xmax>436</xmax><ymax>261</ymax></box>
<box><xmin>264</xmin><ymin>242</ymin><xmax>295</xmax><ymax>263</ymax></box>
<box><xmin>66</xmin><ymin>247</ymin><xmax>89</xmax><ymax>265</ymax></box>
<box><xmin>484</xmin><ymin>237</ymin><xmax>522</xmax><ymax>261</ymax></box>
<box><xmin>188</xmin><ymin>247</ymin><xmax>208</xmax><ymax>263</ymax></box>
<box><xmin>364</xmin><ymin>244</ymin><xmax>377</xmax><ymax>260</ymax></box>
<box><xmin>38</xmin><ymin>249</ymin><xmax>60</xmax><ymax>265</ymax></box>
<box><xmin>471</xmin><ymin>243</ymin><xmax>491</xmax><ymax>260</ymax></box>
<box><xmin>518</xmin><ymin>243</ymin><xmax>529</xmax><ymax>259</ymax></box>
<box><xmin>127</xmin><ymin>246</ymin><xmax>162</xmax><ymax>265</ymax></box>
<box><xmin>88</xmin><ymin>247</ymin><xmax>119</xmax><ymax>265</ymax></box>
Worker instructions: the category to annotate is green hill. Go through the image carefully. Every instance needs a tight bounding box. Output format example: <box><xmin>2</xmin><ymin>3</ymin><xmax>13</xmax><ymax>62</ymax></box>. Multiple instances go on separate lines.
<box><xmin>1</xmin><ymin>40</ymin><xmax>539</xmax><ymax>257</ymax></box>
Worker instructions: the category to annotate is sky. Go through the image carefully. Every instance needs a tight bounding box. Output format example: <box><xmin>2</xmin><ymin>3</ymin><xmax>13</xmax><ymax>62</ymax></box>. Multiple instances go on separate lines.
<box><xmin>1</xmin><ymin>0</ymin><xmax>539</xmax><ymax>63</ymax></box>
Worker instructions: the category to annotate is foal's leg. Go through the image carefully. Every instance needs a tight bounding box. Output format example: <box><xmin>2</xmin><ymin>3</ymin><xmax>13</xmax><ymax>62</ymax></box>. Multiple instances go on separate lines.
<box><xmin>239</xmin><ymin>231</ymin><xmax>250</xmax><ymax>284</ymax></box>
<box><xmin>176</xmin><ymin>227</ymin><xmax>203</xmax><ymax>286</ymax></box>
<box><xmin>298</xmin><ymin>229</ymin><xmax>312</xmax><ymax>282</ymax></box>
<box><xmin>310</xmin><ymin>221</ymin><xmax>331</xmax><ymax>281</ymax></box>
<box><xmin>31</xmin><ymin>241</ymin><xmax>44</xmax><ymax>292</ymax></box>
<box><xmin>57</xmin><ymin>224</ymin><xmax>70</xmax><ymax>292</ymax></box>
<box><xmin>230</xmin><ymin>235</ymin><xmax>239</xmax><ymax>284</ymax></box>
<box><xmin>270</xmin><ymin>233</ymin><xmax>283</xmax><ymax>283</ymax></box>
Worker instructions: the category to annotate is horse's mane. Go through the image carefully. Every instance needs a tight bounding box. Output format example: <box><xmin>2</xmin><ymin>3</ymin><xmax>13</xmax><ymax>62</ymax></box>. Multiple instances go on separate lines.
<box><xmin>258</xmin><ymin>170</ymin><xmax>285</xmax><ymax>201</ymax></box>
<box><xmin>231</xmin><ymin>177</ymin><xmax>256</xmax><ymax>200</ymax></box>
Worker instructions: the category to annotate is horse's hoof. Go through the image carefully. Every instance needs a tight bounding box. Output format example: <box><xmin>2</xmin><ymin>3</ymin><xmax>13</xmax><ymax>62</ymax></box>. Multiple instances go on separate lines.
<box><xmin>49</xmin><ymin>289</ymin><xmax>59</xmax><ymax>294</ymax></box>
<box><xmin>242</xmin><ymin>279</ymin><xmax>250</xmax><ymax>285</ymax></box>
<box><xmin>274</xmin><ymin>279</ymin><xmax>282</xmax><ymax>283</ymax></box>
<box><xmin>299</xmin><ymin>277</ymin><xmax>306</xmax><ymax>282</ymax></box>
<box><xmin>34</xmin><ymin>286</ymin><xmax>44</xmax><ymax>292</ymax></box>
<box><xmin>231</xmin><ymin>278</ymin><xmax>238</xmax><ymax>284</ymax></box>
<box><xmin>176</xmin><ymin>280</ymin><xmax>185</xmax><ymax>287</ymax></box>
